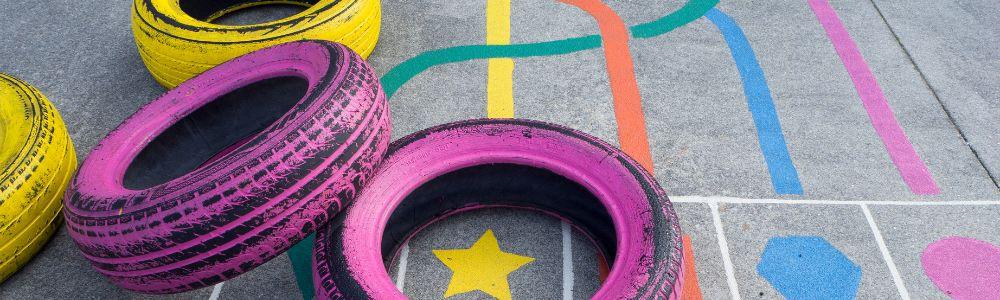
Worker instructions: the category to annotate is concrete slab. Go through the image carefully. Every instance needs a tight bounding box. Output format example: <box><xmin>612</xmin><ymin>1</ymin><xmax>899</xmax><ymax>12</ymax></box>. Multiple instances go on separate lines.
<box><xmin>0</xmin><ymin>0</ymin><xmax>165</xmax><ymax>156</ymax></box>
<box><xmin>870</xmin><ymin>204</ymin><xmax>1000</xmax><ymax>298</ymax></box>
<box><xmin>1</xmin><ymin>0</ymin><xmax>997</xmax><ymax>298</ymax></box>
<box><xmin>711</xmin><ymin>0</ymin><xmax>997</xmax><ymax>199</ymax></box>
<box><xmin>717</xmin><ymin>203</ymin><xmax>898</xmax><ymax>299</ymax></box>
<box><xmin>870</xmin><ymin>0</ymin><xmax>1000</xmax><ymax>187</ymax></box>
<box><xmin>636</xmin><ymin>17</ymin><xmax>777</xmax><ymax>197</ymax></box>
<box><xmin>387</xmin><ymin>208</ymin><xmax>601</xmax><ymax>299</ymax></box>
<box><xmin>384</xmin><ymin>60</ymin><xmax>487</xmax><ymax>140</ymax></box>
<box><xmin>369</xmin><ymin>0</ymin><xmax>488</xmax><ymax>139</ymax></box>
<box><xmin>673</xmin><ymin>202</ymin><xmax>731</xmax><ymax>299</ymax></box>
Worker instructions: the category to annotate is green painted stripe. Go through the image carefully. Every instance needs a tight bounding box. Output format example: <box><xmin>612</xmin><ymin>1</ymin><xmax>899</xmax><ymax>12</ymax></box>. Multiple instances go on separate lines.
<box><xmin>381</xmin><ymin>0</ymin><xmax>719</xmax><ymax>98</ymax></box>
<box><xmin>288</xmin><ymin>234</ymin><xmax>316</xmax><ymax>300</ymax></box>
<box><xmin>288</xmin><ymin>0</ymin><xmax>718</xmax><ymax>298</ymax></box>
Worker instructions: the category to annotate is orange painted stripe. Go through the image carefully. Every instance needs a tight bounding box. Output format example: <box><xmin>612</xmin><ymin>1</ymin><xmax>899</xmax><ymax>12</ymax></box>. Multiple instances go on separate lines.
<box><xmin>558</xmin><ymin>0</ymin><xmax>655</xmax><ymax>172</ymax></box>
<box><xmin>597</xmin><ymin>252</ymin><xmax>610</xmax><ymax>283</ymax></box>
<box><xmin>558</xmin><ymin>2</ymin><xmax>700</xmax><ymax>298</ymax></box>
<box><xmin>681</xmin><ymin>235</ymin><xmax>704</xmax><ymax>300</ymax></box>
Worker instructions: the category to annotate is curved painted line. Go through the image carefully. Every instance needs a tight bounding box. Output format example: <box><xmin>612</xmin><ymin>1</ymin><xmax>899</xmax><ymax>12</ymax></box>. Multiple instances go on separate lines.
<box><xmin>705</xmin><ymin>8</ymin><xmax>803</xmax><ymax>195</ymax></box>
<box><xmin>382</xmin><ymin>37</ymin><xmax>600</xmax><ymax>99</ymax></box>
<box><xmin>380</xmin><ymin>0</ymin><xmax>719</xmax><ymax>99</ymax></box>
<box><xmin>288</xmin><ymin>1</ymin><xmax>718</xmax><ymax>298</ymax></box>
<box><xmin>807</xmin><ymin>0</ymin><xmax>939</xmax><ymax>195</ymax></box>
<box><xmin>558</xmin><ymin>0</ymin><xmax>654</xmax><ymax>171</ymax></box>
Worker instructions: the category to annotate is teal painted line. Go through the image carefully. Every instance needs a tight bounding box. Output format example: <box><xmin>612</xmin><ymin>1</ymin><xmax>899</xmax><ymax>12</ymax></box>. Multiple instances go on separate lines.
<box><xmin>705</xmin><ymin>8</ymin><xmax>803</xmax><ymax>195</ymax></box>
<box><xmin>288</xmin><ymin>234</ymin><xmax>316</xmax><ymax>300</ymax></box>
<box><xmin>380</xmin><ymin>0</ymin><xmax>720</xmax><ymax>99</ymax></box>
<box><xmin>381</xmin><ymin>36</ymin><xmax>599</xmax><ymax>98</ymax></box>
<box><xmin>630</xmin><ymin>0</ymin><xmax>719</xmax><ymax>38</ymax></box>
<box><xmin>289</xmin><ymin>0</ymin><xmax>718</xmax><ymax>298</ymax></box>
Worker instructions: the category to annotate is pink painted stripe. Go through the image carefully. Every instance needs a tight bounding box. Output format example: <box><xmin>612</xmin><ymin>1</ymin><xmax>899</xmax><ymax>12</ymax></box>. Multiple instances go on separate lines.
<box><xmin>808</xmin><ymin>0</ymin><xmax>939</xmax><ymax>195</ymax></box>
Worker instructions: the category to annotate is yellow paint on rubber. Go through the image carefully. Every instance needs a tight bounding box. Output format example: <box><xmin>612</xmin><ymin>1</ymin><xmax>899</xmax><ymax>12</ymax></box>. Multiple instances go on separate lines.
<box><xmin>486</xmin><ymin>0</ymin><xmax>514</xmax><ymax>118</ymax></box>
<box><xmin>132</xmin><ymin>0</ymin><xmax>382</xmax><ymax>88</ymax></box>
<box><xmin>0</xmin><ymin>73</ymin><xmax>77</xmax><ymax>282</ymax></box>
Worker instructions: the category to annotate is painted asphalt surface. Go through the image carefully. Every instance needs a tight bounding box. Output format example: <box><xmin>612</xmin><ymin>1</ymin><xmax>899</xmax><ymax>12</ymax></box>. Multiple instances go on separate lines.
<box><xmin>1</xmin><ymin>0</ymin><xmax>998</xmax><ymax>299</ymax></box>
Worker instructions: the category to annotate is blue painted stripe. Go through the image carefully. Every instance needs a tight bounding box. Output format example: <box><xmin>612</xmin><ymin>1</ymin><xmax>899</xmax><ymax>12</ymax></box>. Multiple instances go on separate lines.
<box><xmin>705</xmin><ymin>8</ymin><xmax>803</xmax><ymax>195</ymax></box>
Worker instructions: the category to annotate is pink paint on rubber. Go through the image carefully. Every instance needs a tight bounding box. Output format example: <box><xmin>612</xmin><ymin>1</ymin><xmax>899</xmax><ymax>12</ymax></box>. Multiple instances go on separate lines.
<box><xmin>921</xmin><ymin>237</ymin><xmax>1000</xmax><ymax>299</ymax></box>
<box><xmin>312</xmin><ymin>119</ymin><xmax>684</xmax><ymax>299</ymax></box>
<box><xmin>808</xmin><ymin>0</ymin><xmax>939</xmax><ymax>195</ymax></box>
<box><xmin>64</xmin><ymin>41</ymin><xmax>390</xmax><ymax>293</ymax></box>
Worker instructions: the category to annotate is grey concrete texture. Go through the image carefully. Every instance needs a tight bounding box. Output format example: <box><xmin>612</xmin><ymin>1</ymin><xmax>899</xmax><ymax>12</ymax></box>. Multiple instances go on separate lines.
<box><xmin>718</xmin><ymin>203</ymin><xmax>898</xmax><ymax>299</ymax></box>
<box><xmin>387</xmin><ymin>209</ymin><xmax>600</xmax><ymax>300</ymax></box>
<box><xmin>870</xmin><ymin>205</ymin><xmax>1000</xmax><ymax>299</ymax></box>
<box><xmin>677</xmin><ymin>0</ymin><xmax>985</xmax><ymax>199</ymax></box>
<box><xmin>870</xmin><ymin>0</ymin><xmax>1000</xmax><ymax>186</ymax></box>
<box><xmin>369</xmin><ymin>1</ymin><xmax>488</xmax><ymax>141</ymax></box>
<box><xmin>673</xmin><ymin>203</ymin><xmax>730</xmax><ymax>299</ymax></box>
<box><xmin>1</xmin><ymin>0</ymin><xmax>998</xmax><ymax>299</ymax></box>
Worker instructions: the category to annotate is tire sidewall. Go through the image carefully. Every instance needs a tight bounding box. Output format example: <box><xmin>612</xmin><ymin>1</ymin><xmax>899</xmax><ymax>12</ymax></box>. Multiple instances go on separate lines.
<box><xmin>314</xmin><ymin>119</ymin><xmax>682</xmax><ymax>299</ymax></box>
<box><xmin>64</xmin><ymin>41</ymin><xmax>390</xmax><ymax>293</ymax></box>
<box><xmin>0</xmin><ymin>74</ymin><xmax>77</xmax><ymax>282</ymax></box>
<box><xmin>131</xmin><ymin>0</ymin><xmax>381</xmax><ymax>87</ymax></box>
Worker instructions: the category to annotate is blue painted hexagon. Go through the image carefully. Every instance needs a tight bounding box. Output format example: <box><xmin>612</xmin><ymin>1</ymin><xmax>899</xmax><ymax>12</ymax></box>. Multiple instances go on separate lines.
<box><xmin>756</xmin><ymin>236</ymin><xmax>861</xmax><ymax>300</ymax></box>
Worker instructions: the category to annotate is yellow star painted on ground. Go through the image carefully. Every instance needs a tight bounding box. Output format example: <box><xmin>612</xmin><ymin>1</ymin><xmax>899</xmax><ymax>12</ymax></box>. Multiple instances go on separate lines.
<box><xmin>433</xmin><ymin>229</ymin><xmax>535</xmax><ymax>300</ymax></box>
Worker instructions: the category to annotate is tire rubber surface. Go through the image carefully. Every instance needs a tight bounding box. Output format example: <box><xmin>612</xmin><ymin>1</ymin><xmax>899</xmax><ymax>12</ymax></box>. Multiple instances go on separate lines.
<box><xmin>133</xmin><ymin>0</ymin><xmax>381</xmax><ymax>88</ymax></box>
<box><xmin>64</xmin><ymin>41</ymin><xmax>390</xmax><ymax>294</ymax></box>
<box><xmin>0</xmin><ymin>73</ymin><xmax>77</xmax><ymax>283</ymax></box>
<box><xmin>312</xmin><ymin>119</ymin><xmax>684</xmax><ymax>299</ymax></box>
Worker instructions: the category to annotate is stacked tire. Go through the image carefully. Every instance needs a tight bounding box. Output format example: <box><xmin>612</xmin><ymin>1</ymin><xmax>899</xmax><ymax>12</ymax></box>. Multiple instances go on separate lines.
<box><xmin>0</xmin><ymin>74</ymin><xmax>77</xmax><ymax>282</ymax></box>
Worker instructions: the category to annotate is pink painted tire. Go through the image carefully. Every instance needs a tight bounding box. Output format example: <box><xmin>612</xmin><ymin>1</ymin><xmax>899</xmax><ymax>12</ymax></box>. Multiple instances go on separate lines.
<box><xmin>312</xmin><ymin>119</ymin><xmax>684</xmax><ymax>299</ymax></box>
<box><xmin>63</xmin><ymin>40</ymin><xmax>390</xmax><ymax>294</ymax></box>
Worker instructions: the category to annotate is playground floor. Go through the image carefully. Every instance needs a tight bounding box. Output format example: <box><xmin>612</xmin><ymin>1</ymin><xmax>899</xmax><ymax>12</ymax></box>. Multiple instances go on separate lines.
<box><xmin>1</xmin><ymin>0</ymin><xmax>998</xmax><ymax>299</ymax></box>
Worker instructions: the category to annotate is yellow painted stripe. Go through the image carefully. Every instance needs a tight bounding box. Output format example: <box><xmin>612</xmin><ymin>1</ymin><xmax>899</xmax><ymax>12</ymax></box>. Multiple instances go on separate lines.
<box><xmin>486</xmin><ymin>0</ymin><xmax>514</xmax><ymax>118</ymax></box>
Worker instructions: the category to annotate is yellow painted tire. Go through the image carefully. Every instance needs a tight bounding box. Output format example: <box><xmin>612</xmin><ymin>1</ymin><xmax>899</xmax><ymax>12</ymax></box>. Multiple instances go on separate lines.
<box><xmin>0</xmin><ymin>74</ymin><xmax>76</xmax><ymax>282</ymax></box>
<box><xmin>132</xmin><ymin>0</ymin><xmax>381</xmax><ymax>88</ymax></box>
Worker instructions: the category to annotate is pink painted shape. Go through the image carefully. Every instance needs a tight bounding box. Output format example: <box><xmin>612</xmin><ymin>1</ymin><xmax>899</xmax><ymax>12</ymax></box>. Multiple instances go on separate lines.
<box><xmin>921</xmin><ymin>236</ymin><xmax>1000</xmax><ymax>299</ymax></box>
<box><xmin>807</xmin><ymin>0</ymin><xmax>939</xmax><ymax>195</ymax></box>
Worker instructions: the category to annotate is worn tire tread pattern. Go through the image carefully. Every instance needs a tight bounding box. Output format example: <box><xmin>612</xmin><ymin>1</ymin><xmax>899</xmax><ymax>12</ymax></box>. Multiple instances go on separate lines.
<box><xmin>0</xmin><ymin>74</ymin><xmax>77</xmax><ymax>283</ymax></box>
<box><xmin>312</xmin><ymin>119</ymin><xmax>683</xmax><ymax>299</ymax></box>
<box><xmin>64</xmin><ymin>42</ymin><xmax>389</xmax><ymax>293</ymax></box>
<box><xmin>132</xmin><ymin>0</ymin><xmax>381</xmax><ymax>88</ymax></box>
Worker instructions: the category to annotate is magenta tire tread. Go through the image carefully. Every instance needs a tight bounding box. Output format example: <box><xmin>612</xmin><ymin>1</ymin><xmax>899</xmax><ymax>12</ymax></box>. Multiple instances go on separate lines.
<box><xmin>312</xmin><ymin>119</ymin><xmax>683</xmax><ymax>299</ymax></box>
<box><xmin>64</xmin><ymin>41</ymin><xmax>390</xmax><ymax>294</ymax></box>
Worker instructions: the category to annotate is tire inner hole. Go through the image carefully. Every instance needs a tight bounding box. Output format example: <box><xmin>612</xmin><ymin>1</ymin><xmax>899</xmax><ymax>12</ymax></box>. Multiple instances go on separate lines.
<box><xmin>122</xmin><ymin>76</ymin><xmax>308</xmax><ymax>190</ymax></box>
<box><xmin>381</xmin><ymin>164</ymin><xmax>617</xmax><ymax>289</ymax></box>
<box><xmin>179</xmin><ymin>0</ymin><xmax>318</xmax><ymax>25</ymax></box>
